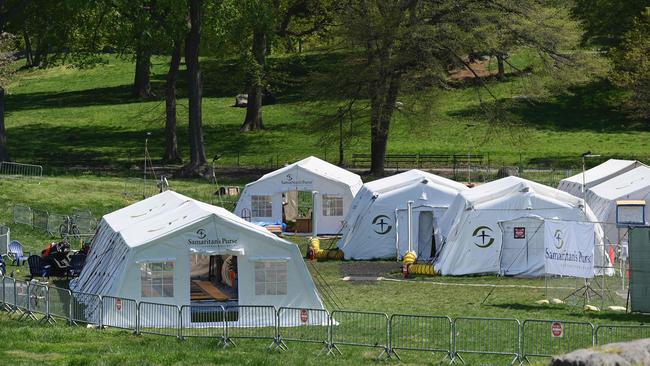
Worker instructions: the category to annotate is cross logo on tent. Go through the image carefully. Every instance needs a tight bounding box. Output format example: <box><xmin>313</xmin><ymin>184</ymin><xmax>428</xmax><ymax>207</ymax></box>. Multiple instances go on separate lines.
<box><xmin>372</xmin><ymin>215</ymin><xmax>392</xmax><ymax>235</ymax></box>
<box><xmin>554</xmin><ymin>229</ymin><xmax>564</xmax><ymax>249</ymax></box>
<box><xmin>472</xmin><ymin>226</ymin><xmax>494</xmax><ymax>248</ymax></box>
<box><xmin>285</xmin><ymin>174</ymin><xmax>293</xmax><ymax>182</ymax></box>
<box><xmin>196</xmin><ymin>229</ymin><xmax>207</xmax><ymax>239</ymax></box>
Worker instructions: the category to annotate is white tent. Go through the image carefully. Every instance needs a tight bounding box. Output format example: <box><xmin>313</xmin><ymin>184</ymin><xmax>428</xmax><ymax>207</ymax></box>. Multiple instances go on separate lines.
<box><xmin>71</xmin><ymin>191</ymin><xmax>325</xmax><ymax>327</ymax></box>
<box><xmin>435</xmin><ymin>176</ymin><xmax>611</xmax><ymax>277</ymax></box>
<box><xmin>558</xmin><ymin>159</ymin><xmax>643</xmax><ymax>198</ymax></box>
<box><xmin>337</xmin><ymin>169</ymin><xmax>468</xmax><ymax>260</ymax></box>
<box><xmin>235</xmin><ymin>156</ymin><xmax>363</xmax><ymax>235</ymax></box>
<box><xmin>586</xmin><ymin>165</ymin><xmax>650</xmax><ymax>244</ymax></box>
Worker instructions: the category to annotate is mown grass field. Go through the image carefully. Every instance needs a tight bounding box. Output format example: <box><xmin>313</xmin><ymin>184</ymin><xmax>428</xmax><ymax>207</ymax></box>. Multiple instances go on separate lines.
<box><xmin>0</xmin><ymin>176</ymin><xmax>647</xmax><ymax>365</ymax></box>
<box><xmin>4</xmin><ymin>51</ymin><xmax>650</xmax><ymax>171</ymax></box>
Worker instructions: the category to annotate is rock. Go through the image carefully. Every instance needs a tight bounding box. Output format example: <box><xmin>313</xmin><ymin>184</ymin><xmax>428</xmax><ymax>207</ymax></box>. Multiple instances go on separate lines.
<box><xmin>496</xmin><ymin>166</ymin><xmax>518</xmax><ymax>179</ymax></box>
<box><xmin>234</xmin><ymin>94</ymin><xmax>248</xmax><ymax>107</ymax></box>
<box><xmin>551</xmin><ymin>338</ymin><xmax>650</xmax><ymax>366</ymax></box>
<box><xmin>551</xmin><ymin>298</ymin><xmax>565</xmax><ymax>305</ymax></box>
<box><xmin>608</xmin><ymin>305</ymin><xmax>627</xmax><ymax>312</ymax></box>
<box><xmin>536</xmin><ymin>299</ymin><xmax>550</xmax><ymax>305</ymax></box>
<box><xmin>584</xmin><ymin>304</ymin><xmax>600</xmax><ymax>312</ymax></box>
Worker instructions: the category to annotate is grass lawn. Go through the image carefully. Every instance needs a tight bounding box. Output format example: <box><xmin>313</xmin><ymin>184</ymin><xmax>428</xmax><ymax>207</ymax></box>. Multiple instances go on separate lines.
<box><xmin>4</xmin><ymin>52</ymin><xmax>650</xmax><ymax>171</ymax></box>
<box><xmin>0</xmin><ymin>176</ymin><xmax>647</xmax><ymax>365</ymax></box>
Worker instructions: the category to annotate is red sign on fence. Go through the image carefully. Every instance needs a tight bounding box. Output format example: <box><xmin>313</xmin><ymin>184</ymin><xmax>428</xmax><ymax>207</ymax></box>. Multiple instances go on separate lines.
<box><xmin>116</xmin><ymin>298</ymin><xmax>123</xmax><ymax>312</ymax></box>
<box><xmin>551</xmin><ymin>321</ymin><xmax>564</xmax><ymax>338</ymax></box>
<box><xmin>514</xmin><ymin>227</ymin><xmax>526</xmax><ymax>239</ymax></box>
<box><xmin>300</xmin><ymin>309</ymin><xmax>309</xmax><ymax>323</ymax></box>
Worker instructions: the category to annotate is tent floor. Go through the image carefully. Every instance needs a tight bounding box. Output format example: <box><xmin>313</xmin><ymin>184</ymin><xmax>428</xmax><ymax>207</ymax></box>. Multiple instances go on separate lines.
<box><xmin>190</xmin><ymin>279</ymin><xmax>237</xmax><ymax>301</ymax></box>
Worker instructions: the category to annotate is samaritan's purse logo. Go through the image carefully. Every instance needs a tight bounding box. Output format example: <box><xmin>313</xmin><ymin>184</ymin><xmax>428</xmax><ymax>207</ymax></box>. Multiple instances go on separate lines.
<box><xmin>553</xmin><ymin>229</ymin><xmax>564</xmax><ymax>249</ymax></box>
<box><xmin>188</xmin><ymin>228</ymin><xmax>238</xmax><ymax>246</ymax></box>
<box><xmin>196</xmin><ymin>228</ymin><xmax>207</xmax><ymax>239</ymax></box>
<box><xmin>372</xmin><ymin>215</ymin><xmax>392</xmax><ymax>235</ymax></box>
<box><xmin>473</xmin><ymin>226</ymin><xmax>494</xmax><ymax>248</ymax></box>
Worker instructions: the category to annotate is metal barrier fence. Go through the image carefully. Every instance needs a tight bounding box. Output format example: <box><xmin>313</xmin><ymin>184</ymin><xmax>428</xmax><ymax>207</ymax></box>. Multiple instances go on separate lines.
<box><xmin>330</xmin><ymin>310</ymin><xmax>389</xmax><ymax>357</ymax></box>
<box><xmin>71</xmin><ymin>291</ymin><xmax>102</xmax><ymax>326</ymax></box>
<box><xmin>13</xmin><ymin>205</ymin><xmax>32</xmax><ymax>226</ymax></box>
<box><xmin>522</xmin><ymin>320</ymin><xmax>594</xmax><ymax>360</ymax></box>
<box><xmin>0</xmin><ymin>162</ymin><xmax>43</xmax><ymax>179</ymax></box>
<box><xmin>31</xmin><ymin>209</ymin><xmax>49</xmax><ymax>232</ymax></box>
<box><xmin>2</xmin><ymin>275</ymin><xmax>650</xmax><ymax>362</ymax></box>
<box><xmin>0</xmin><ymin>225</ymin><xmax>9</xmax><ymax>256</ymax></box>
<box><xmin>138</xmin><ymin>302</ymin><xmax>180</xmax><ymax>337</ymax></box>
<box><xmin>103</xmin><ymin>296</ymin><xmax>137</xmax><ymax>331</ymax></box>
<box><xmin>48</xmin><ymin>286</ymin><xmax>72</xmax><ymax>322</ymax></box>
<box><xmin>28</xmin><ymin>282</ymin><xmax>48</xmax><ymax>319</ymax></box>
<box><xmin>12</xmin><ymin>203</ymin><xmax>97</xmax><ymax>239</ymax></box>
<box><xmin>224</xmin><ymin>305</ymin><xmax>278</xmax><ymax>346</ymax></box>
<box><xmin>389</xmin><ymin>314</ymin><xmax>453</xmax><ymax>360</ymax></box>
<box><xmin>596</xmin><ymin>324</ymin><xmax>650</xmax><ymax>345</ymax></box>
<box><xmin>179</xmin><ymin>304</ymin><xmax>226</xmax><ymax>340</ymax></box>
<box><xmin>452</xmin><ymin>317</ymin><xmax>521</xmax><ymax>364</ymax></box>
<box><xmin>277</xmin><ymin>307</ymin><xmax>330</xmax><ymax>347</ymax></box>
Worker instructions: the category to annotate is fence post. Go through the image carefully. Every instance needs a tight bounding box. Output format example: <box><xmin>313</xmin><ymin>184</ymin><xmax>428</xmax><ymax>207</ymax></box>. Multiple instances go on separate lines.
<box><xmin>99</xmin><ymin>295</ymin><xmax>104</xmax><ymax>329</ymax></box>
<box><xmin>178</xmin><ymin>305</ymin><xmax>182</xmax><ymax>340</ymax></box>
<box><xmin>135</xmin><ymin>301</ymin><xmax>140</xmax><ymax>335</ymax></box>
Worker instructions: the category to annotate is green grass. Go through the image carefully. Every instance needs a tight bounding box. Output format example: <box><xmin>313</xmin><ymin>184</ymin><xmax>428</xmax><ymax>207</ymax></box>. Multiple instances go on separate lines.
<box><xmin>4</xmin><ymin>51</ymin><xmax>649</xmax><ymax>172</ymax></box>
<box><xmin>0</xmin><ymin>176</ymin><xmax>646</xmax><ymax>365</ymax></box>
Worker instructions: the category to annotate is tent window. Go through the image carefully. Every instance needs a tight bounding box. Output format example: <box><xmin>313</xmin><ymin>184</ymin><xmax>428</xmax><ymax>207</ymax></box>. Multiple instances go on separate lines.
<box><xmin>252</xmin><ymin>195</ymin><xmax>273</xmax><ymax>217</ymax></box>
<box><xmin>140</xmin><ymin>261</ymin><xmax>175</xmax><ymax>298</ymax></box>
<box><xmin>322</xmin><ymin>195</ymin><xmax>343</xmax><ymax>216</ymax></box>
<box><xmin>254</xmin><ymin>261</ymin><xmax>287</xmax><ymax>296</ymax></box>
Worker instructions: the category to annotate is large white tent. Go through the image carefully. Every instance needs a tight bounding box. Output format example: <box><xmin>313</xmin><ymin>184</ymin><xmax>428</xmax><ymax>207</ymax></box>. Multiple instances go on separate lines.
<box><xmin>71</xmin><ymin>191</ymin><xmax>325</xmax><ymax>327</ymax></box>
<box><xmin>235</xmin><ymin>156</ymin><xmax>363</xmax><ymax>235</ymax></box>
<box><xmin>337</xmin><ymin>169</ymin><xmax>468</xmax><ymax>260</ymax></box>
<box><xmin>435</xmin><ymin>176</ymin><xmax>611</xmax><ymax>277</ymax></box>
<box><xmin>586</xmin><ymin>165</ymin><xmax>650</xmax><ymax>244</ymax></box>
<box><xmin>558</xmin><ymin>159</ymin><xmax>643</xmax><ymax>198</ymax></box>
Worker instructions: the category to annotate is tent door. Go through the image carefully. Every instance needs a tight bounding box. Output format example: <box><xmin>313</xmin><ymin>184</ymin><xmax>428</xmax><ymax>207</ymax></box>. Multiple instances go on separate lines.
<box><xmin>417</xmin><ymin>211</ymin><xmax>436</xmax><ymax>260</ymax></box>
<box><xmin>190</xmin><ymin>254</ymin><xmax>239</xmax><ymax>306</ymax></box>
<box><xmin>499</xmin><ymin>217</ymin><xmax>544</xmax><ymax>276</ymax></box>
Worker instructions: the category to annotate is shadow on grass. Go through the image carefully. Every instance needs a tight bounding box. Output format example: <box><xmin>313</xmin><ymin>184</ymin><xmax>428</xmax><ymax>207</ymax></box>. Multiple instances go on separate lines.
<box><xmin>7</xmin><ymin>52</ymin><xmax>356</xmax><ymax>113</ymax></box>
<box><xmin>449</xmin><ymin>79</ymin><xmax>646</xmax><ymax>133</ymax></box>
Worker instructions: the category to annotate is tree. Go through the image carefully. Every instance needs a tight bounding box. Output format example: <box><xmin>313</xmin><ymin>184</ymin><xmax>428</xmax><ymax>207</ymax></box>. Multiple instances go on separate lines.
<box><xmin>0</xmin><ymin>34</ymin><xmax>15</xmax><ymax>162</ymax></box>
<box><xmin>184</xmin><ymin>0</ymin><xmax>207</xmax><ymax>170</ymax></box>
<box><xmin>573</xmin><ymin>0</ymin><xmax>650</xmax><ymax>47</ymax></box>
<box><xmin>238</xmin><ymin>0</ymin><xmax>333</xmax><ymax>132</ymax></box>
<box><xmin>611</xmin><ymin>9</ymin><xmax>650</xmax><ymax>120</ymax></box>
<box><xmin>163</xmin><ymin>40</ymin><xmax>182</xmax><ymax>163</ymax></box>
<box><xmin>331</xmin><ymin>0</ymin><xmax>584</xmax><ymax>176</ymax></box>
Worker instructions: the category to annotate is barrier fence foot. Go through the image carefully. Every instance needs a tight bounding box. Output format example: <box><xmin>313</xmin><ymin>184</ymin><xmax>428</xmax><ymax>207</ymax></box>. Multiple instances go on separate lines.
<box><xmin>509</xmin><ymin>355</ymin><xmax>521</xmax><ymax>365</ymax></box>
<box><xmin>387</xmin><ymin>348</ymin><xmax>401</xmax><ymax>361</ymax></box>
<box><xmin>39</xmin><ymin>314</ymin><xmax>55</xmax><ymax>325</ymax></box>
<box><xmin>318</xmin><ymin>343</ymin><xmax>342</xmax><ymax>357</ymax></box>
<box><xmin>220</xmin><ymin>337</ymin><xmax>236</xmax><ymax>348</ymax></box>
<box><xmin>268</xmin><ymin>338</ymin><xmax>288</xmax><ymax>351</ymax></box>
<box><xmin>449</xmin><ymin>352</ymin><xmax>465</xmax><ymax>365</ymax></box>
<box><xmin>377</xmin><ymin>346</ymin><xmax>392</xmax><ymax>361</ymax></box>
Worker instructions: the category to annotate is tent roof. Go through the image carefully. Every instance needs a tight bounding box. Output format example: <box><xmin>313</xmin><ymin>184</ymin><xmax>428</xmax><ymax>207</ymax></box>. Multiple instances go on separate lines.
<box><xmin>561</xmin><ymin>159</ymin><xmax>640</xmax><ymax>185</ymax></box>
<box><xmin>363</xmin><ymin>169</ymin><xmax>468</xmax><ymax>194</ymax></box>
<box><xmin>102</xmin><ymin>191</ymin><xmax>190</xmax><ymax>232</ymax></box>
<box><xmin>103</xmin><ymin>192</ymin><xmax>288</xmax><ymax>248</ymax></box>
<box><xmin>588</xmin><ymin>165</ymin><xmax>650</xmax><ymax>201</ymax></box>
<box><xmin>458</xmin><ymin>176</ymin><xmax>582</xmax><ymax>208</ymax></box>
<box><xmin>251</xmin><ymin>156</ymin><xmax>362</xmax><ymax>191</ymax></box>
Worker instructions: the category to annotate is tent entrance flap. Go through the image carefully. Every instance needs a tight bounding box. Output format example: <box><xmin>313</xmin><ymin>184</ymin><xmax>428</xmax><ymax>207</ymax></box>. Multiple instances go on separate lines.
<box><xmin>499</xmin><ymin>217</ymin><xmax>545</xmax><ymax>276</ymax></box>
<box><xmin>396</xmin><ymin>207</ymin><xmax>441</xmax><ymax>260</ymax></box>
<box><xmin>190</xmin><ymin>254</ymin><xmax>238</xmax><ymax>303</ymax></box>
<box><xmin>283</xmin><ymin>190</ymin><xmax>313</xmax><ymax>232</ymax></box>
<box><xmin>417</xmin><ymin>211</ymin><xmax>435</xmax><ymax>259</ymax></box>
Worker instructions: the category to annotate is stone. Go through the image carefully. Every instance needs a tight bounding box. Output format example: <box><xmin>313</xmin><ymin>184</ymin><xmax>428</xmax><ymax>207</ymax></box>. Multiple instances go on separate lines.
<box><xmin>550</xmin><ymin>338</ymin><xmax>650</xmax><ymax>366</ymax></box>
<box><xmin>234</xmin><ymin>94</ymin><xmax>248</xmax><ymax>107</ymax></box>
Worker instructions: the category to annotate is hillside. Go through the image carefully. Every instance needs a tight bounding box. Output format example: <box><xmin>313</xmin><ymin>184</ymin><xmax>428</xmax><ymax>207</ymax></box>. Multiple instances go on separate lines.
<box><xmin>5</xmin><ymin>52</ymin><xmax>648</xmax><ymax>172</ymax></box>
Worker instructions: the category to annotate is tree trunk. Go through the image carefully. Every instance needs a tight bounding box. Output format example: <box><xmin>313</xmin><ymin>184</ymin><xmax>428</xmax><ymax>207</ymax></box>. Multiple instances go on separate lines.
<box><xmin>163</xmin><ymin>41</ymin><xmax>182</xmax><ymax>164</ymax></box>
<box><xmin>496</xmin><ymin>53</ymin><xmax>505</xmax><ymax>80</ymax></box>
<box><xmin>133</xmin><ymin>44</ymin><xmax>153</xmax><ymax>98</ymax></box>
<box><xmin>369</xmin><ymin>72</ymin><xmax>401</xmax><ymax>176</ymax></box>
<box><xmin>0</xmin><ymin>87</ymin><xmax>9</xmax><ymax>161</ymax></box>
<box><xmin>241</xmin><ymin>30</ymin><xmax>266</xmax><ymax>132</ymax></box>
<box><xmin>33</xmin><ymin>37</ymin><xmax>47</xmax><ymax>67</ymax></box>
<box><xmin>184</xmin><ymin>0</ymin><xmax>207</xmax><ymax>169</ymax></box>
<box><xmin>23</xmin><ymin>27</ymin><xmax>33</xmax><ymax>68</ymax></box>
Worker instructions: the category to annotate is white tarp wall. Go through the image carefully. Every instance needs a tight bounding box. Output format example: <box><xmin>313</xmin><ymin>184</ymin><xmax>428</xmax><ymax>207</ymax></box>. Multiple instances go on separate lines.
<box><xmin>337</xmin><ymin>170</ymin><xmax>467</xmax><ymax>260</ymax></box>
<box><xmin>71</xmin><ymin>191</ymin><xmax>325</xmax><ymax>328</ymax></box>
<box><xmin>558</xmin><ymin>159</ymin><xmax>642</xmax><ymax>198</ymax></box>
<box><xmin>586</xmin><ymin>165</ymin><xmax>650</xmax><ymax>245</ymax></box>
<box><xmin>235</xmin><ymin>156</ymin><xmax>363</xmax><ymax>235</ymax></box>
<box><xmin>544</xmin><ymin>219</ymin><xmax>596</xmax><ymax>279</ymax></box>
<box><xmin>435</xmin><ymin>176</ymin><xmax>612</xmax><ymax>277</ymax></box>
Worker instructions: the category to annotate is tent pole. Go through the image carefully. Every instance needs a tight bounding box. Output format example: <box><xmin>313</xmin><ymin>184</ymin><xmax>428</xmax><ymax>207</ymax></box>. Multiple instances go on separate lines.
<box><xmin>407</xmin><ymin>200</ymin><xmax>414</xmax><ymax>253</ymax></box>
<box><xmin>312</xmin><ymin>191</ymin><xmax>319</xmax><ymax>237</ymax></box>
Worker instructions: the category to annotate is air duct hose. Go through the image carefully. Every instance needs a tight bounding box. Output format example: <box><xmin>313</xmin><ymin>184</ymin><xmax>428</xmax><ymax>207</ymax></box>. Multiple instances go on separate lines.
<box><xmin>402</xmin><ymin>250</ymin><xmax>436</xmax><ymax>276</ymax></box>
<box><xmin>309</xmin><ymin>238</ymin><xmax>344</xmax><ymax>260</ymax></box>
<box><xmin>408</xmin><ymin>263</ymin><xmax>437</xmax><ymax>276</ymax></box>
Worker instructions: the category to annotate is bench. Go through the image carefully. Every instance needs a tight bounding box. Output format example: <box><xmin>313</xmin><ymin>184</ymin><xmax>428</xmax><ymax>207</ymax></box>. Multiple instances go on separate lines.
<box><xmin>351</xmin><ymin>153</ymin><xmax>484</xmax><ymax>169</ymax></box>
